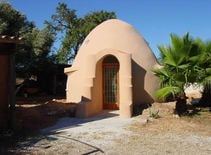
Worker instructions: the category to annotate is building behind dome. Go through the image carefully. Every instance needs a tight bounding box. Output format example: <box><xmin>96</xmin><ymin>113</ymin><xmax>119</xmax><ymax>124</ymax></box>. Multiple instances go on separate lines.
<box><xmin>65</xmin><ymin>19</ymin><xmax>159</xmax><ymax>118</ymax></box>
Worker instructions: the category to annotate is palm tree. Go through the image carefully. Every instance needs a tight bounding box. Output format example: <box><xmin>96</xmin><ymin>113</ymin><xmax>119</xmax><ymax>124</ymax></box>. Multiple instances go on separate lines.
<box><xmin>153</xmin><ymin>33</ymin><xmax>202</xmax><ymax>115</ymax></box>
<box><xmin>195</xmin><ymin>39</ymin><xmax>211</xmax><ymax>106</ymax></box>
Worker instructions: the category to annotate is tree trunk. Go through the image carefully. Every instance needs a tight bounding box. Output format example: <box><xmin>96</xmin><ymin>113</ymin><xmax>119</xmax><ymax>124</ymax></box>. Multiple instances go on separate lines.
<box><xmin>175</xmin><ymin>95</ymin><xmax>188</xmax><ymax>116</ymax></box>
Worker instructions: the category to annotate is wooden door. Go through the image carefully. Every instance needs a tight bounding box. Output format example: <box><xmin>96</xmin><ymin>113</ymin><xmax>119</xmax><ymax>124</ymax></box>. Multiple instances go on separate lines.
<box><xmin>103</xmin><ymin>63</ymin><xmax>119</xmax><ymax>109</ymax></box>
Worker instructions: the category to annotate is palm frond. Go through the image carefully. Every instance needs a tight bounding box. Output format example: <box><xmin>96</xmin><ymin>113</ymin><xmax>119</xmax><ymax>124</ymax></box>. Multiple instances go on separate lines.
<box><xmin>204</xmin><ymin>76</ymin><xmax>211</xmax><ymax>82</ymax></box>
<box><xmin>152</xmin><ymin>68</ymin><xmax>168</xmax><ymax>77</ymax></box>
<box><xmin>206</xmin><ymin>68</ymin><xmax>211</xmax><ymax>74</ymax></box>
<box><xmin>156</xmin><ymin>33</ymin><xmax>210</xmax><ymax>100</ymax></box>
<box><xmin>155</xmin><ymin>86</ymin><xmax>181</xmax><ymax>100</ymax></box>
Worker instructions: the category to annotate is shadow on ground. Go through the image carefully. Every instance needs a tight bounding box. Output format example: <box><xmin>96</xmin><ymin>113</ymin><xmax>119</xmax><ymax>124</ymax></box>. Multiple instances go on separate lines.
<box><xmin>1</xmin><ymin>96</ymin><xmax>119</xmax><ymax>154</ymax></box>
<box><xmin>42</xmin><ymin>110</ymin><xmax>118</xmax><ymax>133</ymax></box>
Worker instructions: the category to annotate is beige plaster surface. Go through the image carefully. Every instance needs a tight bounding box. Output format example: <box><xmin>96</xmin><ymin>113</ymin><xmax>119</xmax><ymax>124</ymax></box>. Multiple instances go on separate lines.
<box><xmin>65</xmin><ymin>19</ymin><xmax>159</xmax><ymax>118</ymax></box>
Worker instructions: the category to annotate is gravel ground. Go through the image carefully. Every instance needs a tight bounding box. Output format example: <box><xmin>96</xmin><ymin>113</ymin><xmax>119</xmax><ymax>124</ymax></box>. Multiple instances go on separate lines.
<box><xmin>11</xmin><ymin>108</ymin><xmax>211</xmax><ymax>155</ymax></box>
<box><xmin>4</xmin><ymin>102</ymin><xmax>211</xmax><ymax>155</ymax></box>
<box><xmin>16</xmin><ymin>110</ymin><xmax>136</xmax><ymax>154</ymax></box>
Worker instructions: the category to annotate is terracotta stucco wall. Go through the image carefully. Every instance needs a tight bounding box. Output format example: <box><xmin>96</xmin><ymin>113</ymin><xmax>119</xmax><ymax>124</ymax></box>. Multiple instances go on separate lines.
<box><xmin>65</xmin><ymin>19</ymin><xmax>159</xmax><ymax>118</ymax></box>
<box><xmin>90</xmin><ymin>58</ymin><xmax>103</xmax><ymax>114</ymax></box>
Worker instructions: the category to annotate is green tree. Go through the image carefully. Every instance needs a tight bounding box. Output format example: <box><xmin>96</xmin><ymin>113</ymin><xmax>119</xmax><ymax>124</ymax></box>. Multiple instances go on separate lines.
<box><xmin>194</xmin><ymin>39</ymin><xmax>211</xmax><ymax>82</ymax></box>
<box><xmin>16</xmin><ymin>27</ymin><xmax>55</xmax><ymax>78</ymax></box>
<box><xmin>153</xmin><ymin>33</ymin><xmax>211</xmax><ymax>114</ymax></box>
<box><xmin>46</xmin><ymin>2</ymin><xmax>116</xmax><ymax>64</ymax></box>
<box><xmin>0</xmin><ymin>1</ymin><xmax>34</xmax><ymax>36</ymax></box>
<box><xmin>0</xmin><ymin>1</ymin><xmax>56</xmax><ymax>78</ymax></box>
<box><xmin>194</xmin><ymin>39</ymin><xmax>211</xmax><ymax>105</ymax></box>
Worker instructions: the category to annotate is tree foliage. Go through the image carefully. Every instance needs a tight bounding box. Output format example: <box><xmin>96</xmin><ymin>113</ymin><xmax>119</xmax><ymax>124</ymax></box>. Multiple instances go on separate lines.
<box><xmin>1</xmin><ymin>1</ymin><xmax>116</xmax><ymax>76</ymax></box>
<box><xmin>154</xmin><ymin>33</ymin><xmax>211</xmax><ymax>102</ymax></box>
<box><xmin>16</xmin><ymin>27</ymin><xmax>55</xmax><ymax>77</ymax></box>
<box><xmin>0</xmin><ymin>1</ymin><xmax>56</xmax><ymax>78</ymax></box>
<box><xmin>0</xmin><ymin>1</ymin><xmax>34</xmax><ymax>36</ymax></box>
<box><xmin>46</xmin><ymin>2</ymin><xmax>117</xmax><ymax>64</ymax></box>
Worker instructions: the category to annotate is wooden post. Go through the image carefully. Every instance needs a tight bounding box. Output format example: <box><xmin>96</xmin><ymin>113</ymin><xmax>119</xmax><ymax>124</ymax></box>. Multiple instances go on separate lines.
<box><xmin>0</xmin><ymin>35</ymin><xmax>23</xmax><ymax>130</ymax></box>
<box><xmin>8</xmin><ymin>47</ymin><xmax>16</xmax><ymax>130</ymax></box>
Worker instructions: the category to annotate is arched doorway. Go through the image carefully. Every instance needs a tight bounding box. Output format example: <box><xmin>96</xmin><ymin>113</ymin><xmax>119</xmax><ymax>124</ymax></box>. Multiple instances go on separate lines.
<box><xmin>102</xmin><ymin>55</ymin><xmax>119</xmax><ymax>110</ymax></box>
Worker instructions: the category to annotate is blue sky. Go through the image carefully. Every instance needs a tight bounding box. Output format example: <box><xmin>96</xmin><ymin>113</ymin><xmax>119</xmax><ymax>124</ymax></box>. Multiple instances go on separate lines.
<box><xmin>7</xmin><ymin>0</ymin><xmax>211</xmax><ymax>58</ymax></box>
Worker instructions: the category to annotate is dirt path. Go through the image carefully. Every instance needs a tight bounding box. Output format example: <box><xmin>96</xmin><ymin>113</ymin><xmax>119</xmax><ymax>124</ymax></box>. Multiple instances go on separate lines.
<box><xmin>11</xmin><ymin>110</ymin><xmax>211</xmax><ymax>154</ymax></box>
<box><xmin>2</xmin><ymin>101</ymin><xmax>211</xmax><ymax>155</ymax></box>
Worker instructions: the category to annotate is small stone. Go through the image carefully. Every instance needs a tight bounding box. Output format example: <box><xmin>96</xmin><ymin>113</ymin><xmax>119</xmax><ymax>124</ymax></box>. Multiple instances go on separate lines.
<box><xmin>173</xmin><ymin>114</ymin><xmax>180</xmax><ymax>118</ymax></box>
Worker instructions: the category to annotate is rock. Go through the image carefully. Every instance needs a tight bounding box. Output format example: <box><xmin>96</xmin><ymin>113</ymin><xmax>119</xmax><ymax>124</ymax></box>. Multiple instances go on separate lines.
<box><xmin>173</xmin><ymin>114</ymin><xmax>180</xmax><ymax>118</ymax></box>
<box><xmin>184</xmin><ymin>83</ymin><xmax>203</xmax><ymax>104</ymax></box>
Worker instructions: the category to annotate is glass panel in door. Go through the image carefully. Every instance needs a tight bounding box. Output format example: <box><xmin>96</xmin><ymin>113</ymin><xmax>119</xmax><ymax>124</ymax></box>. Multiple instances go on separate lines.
<box><xmin>103</xmin><ymin>64</ymin><xmax>119</xmax><ymax>109</ymax></box>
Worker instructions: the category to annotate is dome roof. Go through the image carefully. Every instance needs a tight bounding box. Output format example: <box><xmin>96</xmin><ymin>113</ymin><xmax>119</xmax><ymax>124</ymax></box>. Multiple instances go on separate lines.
<box><xmin>65</xmin><ymin>19</ymin><xmax>159</xmax><ymax>112</ymax></box>
<box><xmin>74</xmin><ymin>19</ymin><xmax>157</xmax><ymax>66</ymax></box>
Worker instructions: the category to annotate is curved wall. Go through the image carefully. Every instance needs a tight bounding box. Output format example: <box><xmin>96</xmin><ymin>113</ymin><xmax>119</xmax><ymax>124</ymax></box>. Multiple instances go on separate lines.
<box><xmin>65</xmin><ymin>19</ymin><xmax>159</xmax><ymax>117</ymax></box>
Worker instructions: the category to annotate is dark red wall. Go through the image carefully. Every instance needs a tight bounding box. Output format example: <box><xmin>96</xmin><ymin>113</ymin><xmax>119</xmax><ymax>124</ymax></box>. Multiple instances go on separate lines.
<box><xmin>0</xmin><ymin>54</ymin><xmax>9</xmax><ymax>128</ymax></box>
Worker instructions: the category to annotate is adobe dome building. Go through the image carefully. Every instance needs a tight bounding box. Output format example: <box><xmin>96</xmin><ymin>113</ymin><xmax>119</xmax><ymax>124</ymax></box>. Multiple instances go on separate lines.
<box><xmin>65</xmin><ymin>19</ymin><xmax>159</xmax><ymax>118</ymax></box>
